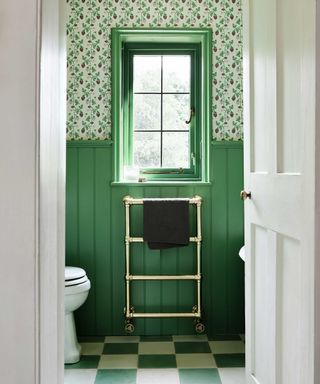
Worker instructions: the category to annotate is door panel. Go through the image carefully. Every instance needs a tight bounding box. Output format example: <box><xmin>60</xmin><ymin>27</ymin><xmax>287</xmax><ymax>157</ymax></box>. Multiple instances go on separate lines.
<box><xmin>249</xmin><ymin>175</ymin><xmax>301</xmax><ymax>239</ymax></box>
<box><xmin>277</xmin><ymin>235</ymin><xmax>301</xmax><ymax>384</ymax></box>
<box><xmin>251</xmin><ymin>0</ymin><xmax>275</xmax><ymax>174</ymax></box>
<box><xmin>276</xmin><ymin>0</ymin><xmax>302</xmax><ymax>174</ymax></box>
<box><xmin>251</xmin><ymin>225</ymin><xmax>275</xmax><ymax>384</ymax></box>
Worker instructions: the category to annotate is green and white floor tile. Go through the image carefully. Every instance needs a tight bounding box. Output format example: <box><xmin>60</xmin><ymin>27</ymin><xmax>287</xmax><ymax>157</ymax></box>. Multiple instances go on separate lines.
<box><xmin>65</xmin><ymin>335</ymin><xmax>245</xmax><ymax>384</ymax></box>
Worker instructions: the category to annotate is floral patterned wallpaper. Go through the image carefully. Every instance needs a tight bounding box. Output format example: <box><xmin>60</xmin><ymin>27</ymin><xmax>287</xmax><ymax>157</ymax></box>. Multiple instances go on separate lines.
<box><xmin>67</xmin><ymin>0</ymin><xmax>242</xmax><ymax>141</ymax></box>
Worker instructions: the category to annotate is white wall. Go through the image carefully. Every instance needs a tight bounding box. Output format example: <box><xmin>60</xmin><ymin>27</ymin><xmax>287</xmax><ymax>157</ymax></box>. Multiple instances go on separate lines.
<box><xmin>0</xmin><ymin>0</ymin><xmax>65</xmax><ymax>383</ymax></box>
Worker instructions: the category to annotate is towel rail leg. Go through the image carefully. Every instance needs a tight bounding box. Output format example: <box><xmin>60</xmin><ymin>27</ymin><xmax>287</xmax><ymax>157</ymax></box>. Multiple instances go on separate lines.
<box><xmin>192</xmin><ymin>199</ymin><xmax>204</xmax><ymax>333</ymax></box>
<box><xmin>124</xmin><ymin>201</ymin><xmax>133</xmax><ymax>331</ymax></box>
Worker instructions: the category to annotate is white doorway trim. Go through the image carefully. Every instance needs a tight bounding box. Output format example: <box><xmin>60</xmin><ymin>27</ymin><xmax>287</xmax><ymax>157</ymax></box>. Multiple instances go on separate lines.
<box><xmin>314</xmin><ymin>1</ymin><xmax>320</xmax><ymax>379</ymax></box>
<box><xmin>1</xmin><ymin>0</ymin><xmax>65</xmax><ymax>382</ymax></box>
<box><xmin>38</xmin><ymin>0</ymin><xmax>66</xmax><ymax>382</ymax></box>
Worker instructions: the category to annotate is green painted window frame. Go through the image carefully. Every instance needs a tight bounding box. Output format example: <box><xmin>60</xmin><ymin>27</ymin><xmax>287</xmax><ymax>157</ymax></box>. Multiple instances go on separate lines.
<box><xmin>112</xmin><ymin>28</ymin><xmax>212</xmax><ymax>182</ymax></box>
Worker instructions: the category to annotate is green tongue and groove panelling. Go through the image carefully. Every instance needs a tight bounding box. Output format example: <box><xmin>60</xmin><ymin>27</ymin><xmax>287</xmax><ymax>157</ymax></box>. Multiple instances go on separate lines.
<box><xmin>66</xmin><ymin>140</ymin><xmax>244</xmax><ymax>337</ymax></box>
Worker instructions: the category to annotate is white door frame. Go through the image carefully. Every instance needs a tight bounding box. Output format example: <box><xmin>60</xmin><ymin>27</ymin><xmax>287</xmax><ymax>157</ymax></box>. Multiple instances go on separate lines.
<box><xmin>38</xmin><ymin>0</ymin><xmax>66</xmax><ymax>382</ymax></box>
<box><xmin>315</xmin><ymin>2</ymin><xmax>320</xmax><ymax>379</ymax></box>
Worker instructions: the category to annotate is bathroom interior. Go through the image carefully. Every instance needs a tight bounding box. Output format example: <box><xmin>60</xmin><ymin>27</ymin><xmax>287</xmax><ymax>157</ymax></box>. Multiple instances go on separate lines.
<box><xmin>64</xmin><ymin>1</ymin><xmax>245</xmax><ymax>383</ymax></box>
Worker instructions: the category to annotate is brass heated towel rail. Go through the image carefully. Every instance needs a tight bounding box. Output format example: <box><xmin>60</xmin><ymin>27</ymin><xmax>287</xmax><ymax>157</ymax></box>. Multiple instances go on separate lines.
<box><xmin>122</xmin><ymin>195</ymin><xmax>204</xmax><ymax>333</ymax></box>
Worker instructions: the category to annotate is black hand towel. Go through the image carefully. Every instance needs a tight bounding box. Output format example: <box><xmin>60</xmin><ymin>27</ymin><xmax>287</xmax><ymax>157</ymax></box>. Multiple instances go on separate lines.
<box><xmin>143</xmin><ymin>199</ymin><xmax>189</xmax><ymax>250</ymax></box>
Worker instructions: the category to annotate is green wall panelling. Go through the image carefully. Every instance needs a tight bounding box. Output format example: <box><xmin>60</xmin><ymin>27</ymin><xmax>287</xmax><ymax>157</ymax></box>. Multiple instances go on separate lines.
<box><xmin>66</xmin><ymin>141</ymin><xmax>244</xmax><ymax>337</ymax></box>
<box><xmin>94</xmin><ymin>147</ymin><xmax>112</xmax><ymax>334</ymax></box>
<box><xmin>226</xmin><ymin>148</ymin><xmax>245</xmax><ymax>332</ymax></box>
<box><xmin>211</xmin><ymin>147</ymin><xmax>228</xmax><ymax>333</ymax></box>
<box><xmin>66</xmin><ymin>147</ymin><xmax>79</xmax><ymax>267</ymax></box>
<box><xmin>158</xmin><ymin>187</ymin><xmax>180</xmax><ymax>335</ymax></box>
<box><xmin>78</xmin><ymin>148</ymin><xmax>96</xmax><ymax>333</ymax></box>
<box><xmin>110</xmin><ymin>184</ymin><xmax>127</xmax><ymax>335</ymax></box>
<box><xmin>211</xmin><ymin>142</ymin><xmax>244</xmax><ymax>334</ymax></box>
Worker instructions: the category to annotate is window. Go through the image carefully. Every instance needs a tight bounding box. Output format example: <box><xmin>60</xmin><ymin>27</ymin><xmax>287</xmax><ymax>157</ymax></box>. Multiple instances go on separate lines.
<box><xmin>130</xmin><ymin>51</ymin><xmax>192</xmax><ymax>171</ymax></box>
<box><xmin>112</xmin><ymin>29</ymin><xmax>212</xmax><ymax>182</ymax></box>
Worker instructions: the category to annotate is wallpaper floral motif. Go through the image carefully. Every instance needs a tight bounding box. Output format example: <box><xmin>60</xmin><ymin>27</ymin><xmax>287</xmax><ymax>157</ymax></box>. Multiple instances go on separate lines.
<box><xmin>67</xmin><ymin>0</ymin><xmax>242</xmax><ymax>140</ymax></box>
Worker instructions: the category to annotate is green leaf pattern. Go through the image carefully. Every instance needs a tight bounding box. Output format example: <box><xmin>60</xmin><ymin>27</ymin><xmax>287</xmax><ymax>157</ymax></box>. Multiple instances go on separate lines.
<box><xmin>67</xmin><ymin>0</ymin><xmax>243</xmax><ymax>140</ymax></box>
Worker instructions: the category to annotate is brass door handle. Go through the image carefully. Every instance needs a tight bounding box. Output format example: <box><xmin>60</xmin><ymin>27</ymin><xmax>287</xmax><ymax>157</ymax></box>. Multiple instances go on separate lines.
<box><xmin>240</xmin><ymin>190</ymin><xmax>251</xmax><ymax>200</ymax></box>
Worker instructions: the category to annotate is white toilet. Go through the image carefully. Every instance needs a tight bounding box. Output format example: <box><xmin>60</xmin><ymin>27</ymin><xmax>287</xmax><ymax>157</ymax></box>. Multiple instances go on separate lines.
<box><xmin>239</xmin><ymin>246</ymin><xmax>245</xmax><ymax>262</ymax></box>
<box><xmin>64</xmin><ymin>266</ymin><xmax>91</xmax><ymax>364</ymax></box>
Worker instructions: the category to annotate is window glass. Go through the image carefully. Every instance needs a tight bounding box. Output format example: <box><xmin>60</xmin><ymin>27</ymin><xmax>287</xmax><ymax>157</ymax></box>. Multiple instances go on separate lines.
<box><xmin>133</xmin><ymin>131</ymin><xmax>161</xmax><ymax>168</ymax></box>
<box><xmin>133</xmin><ymin>94</ymin><xmax>161</xmax><ymax>131</ymax></box>
<box><xmin>133</xmin><ymin>56</ymin><xmax>161</xmax><ymax>92</ymax></box>
<box><xmin>162</xmin><ymin>132</ymin><xmax>189</xmax><ymax>168</ymax></box>
<box><xmin>132</xmin><ymin>54</ymin><xmax>191</xmax><ymax>170</ymax></box>
<box><xmin>163</xmin><ymin>55</ymin><xmax>190</xmax><ymax>93</ymax></box>
<box><xmin>163</xmin><ymin>94</ymin><xmax>190</xmax><ymax>131</ymax></box>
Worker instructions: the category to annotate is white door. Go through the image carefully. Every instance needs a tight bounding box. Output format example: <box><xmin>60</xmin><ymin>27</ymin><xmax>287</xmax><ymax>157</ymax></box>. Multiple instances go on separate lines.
<box><xmin>243</xmin><ymin>0</ymin><xmax>317</xmax><ymax>383</ymax></box>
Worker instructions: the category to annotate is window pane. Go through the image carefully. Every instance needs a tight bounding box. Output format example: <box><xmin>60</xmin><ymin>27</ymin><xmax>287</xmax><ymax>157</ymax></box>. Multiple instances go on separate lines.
<box><xmin>134</xmin><ymin>132</ymin><xmax>161</xmax><ymax>168</ymax></box>
<box><xmin>163</xmin><ymin>55</ymin><xmax>190</xmax><ymax>93</ymax></box>
<box><xmin>163</xmin><ymin>94</ymin><xmax>190</xmax><ymax>131</ymax></box>
<box><xmin>133</xmin><ymin>56</ymin><xmax>161</xmax><ymax>92</ymax></box>
<box><xmin>133</xmin><ymin>94</ymin><xmax>161</xmax><ymax>131</ymax></box>
<box><xmin>162</xmin><ymin>132</ymin><xmax>190</xmax><ymax>168</ymax></box>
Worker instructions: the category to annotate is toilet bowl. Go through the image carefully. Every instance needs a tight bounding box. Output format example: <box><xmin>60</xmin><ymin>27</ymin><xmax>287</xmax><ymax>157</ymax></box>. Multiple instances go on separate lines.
<box><xmin>239</xmin><ymin>246</ymin><xmax>245</xmax><ymax>262</ymax></box>
<box><xmin>64</xmin><ymin>266</ymin><xmax>91</xmax><ymax>364</ymax></box>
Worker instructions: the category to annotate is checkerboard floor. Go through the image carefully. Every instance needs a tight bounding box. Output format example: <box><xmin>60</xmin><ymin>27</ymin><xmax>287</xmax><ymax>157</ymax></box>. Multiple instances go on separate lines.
<box><xmin>64</xmin><ymin>334</ymin><xmax>245</xmax><ymax>384</ymax></box>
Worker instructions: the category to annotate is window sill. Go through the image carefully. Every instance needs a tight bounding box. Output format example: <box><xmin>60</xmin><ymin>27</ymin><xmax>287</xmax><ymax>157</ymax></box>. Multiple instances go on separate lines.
<box><xmin>111</xmin><ymin>181</ymin><xmax>212</xmax><ymax>187</ymax></box>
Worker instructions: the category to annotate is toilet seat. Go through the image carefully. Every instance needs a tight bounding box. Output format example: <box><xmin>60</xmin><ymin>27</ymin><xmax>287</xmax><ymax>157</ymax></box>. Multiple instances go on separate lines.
<box><xmin>65</xmin><ymin>279</ymin><xmax>91</xmax><ymax>295</ymax></box>
<box><xmin>65</xmin><ymin>266</ymin><xmax>88</xmax><ymax>287</ymax></box>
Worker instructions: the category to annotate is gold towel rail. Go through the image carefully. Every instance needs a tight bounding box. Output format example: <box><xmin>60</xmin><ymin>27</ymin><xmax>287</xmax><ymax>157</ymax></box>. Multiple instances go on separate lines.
<box><xmin>122</xmin><ymin>195</ymin><xmax>204</xmax><ymax>334</ymax></box>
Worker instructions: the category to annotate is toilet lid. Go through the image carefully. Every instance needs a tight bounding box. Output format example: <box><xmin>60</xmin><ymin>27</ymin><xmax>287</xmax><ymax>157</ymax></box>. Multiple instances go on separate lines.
<box><xmin>65</xmin><ymin>266</ymin><xmax>88</xmax><ymax>287</ymax></box>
